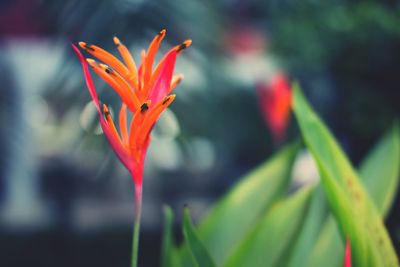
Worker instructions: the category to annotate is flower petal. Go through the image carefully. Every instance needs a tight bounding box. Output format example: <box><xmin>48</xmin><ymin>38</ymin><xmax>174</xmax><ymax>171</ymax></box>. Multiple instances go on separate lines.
<box><xmin>99</xmin><ymin>118</ymin><xmax>135</xmax><ymax>173</ymax></box>
<box><xmin>147</xmin><ymin>50</ymin><xmax>177</xmax><ymax>105</ymax></box>
<box><xmin>137</xmin><ymin>94</ymin><xmax>176</xmax><ymax>146</ymax></box>
<box><xmin>344</xmin><ymin>239</ymin><xmax>352</xmax><ymax>267</ymax></box>
<box><xmin>143</xmin><ymin>29</ymin><xmax>166</xmax><ymax>84</ymax></box>
<box><xmin>72</xmin><ymin>44</ymin><xmax>101</xmax><ymax>111</ymax></box>
<box><xmin>113</xmin><ymin>36</ymin><xmax>139</xmax><ymax>89</ymax></box>
<box><xmin>169</xmin><ymin>74</ymin><xmax>184</xmax><ymax>93</ymax></box>
<box><xmin>119</xmin><ymin>103</ymin><xmax>129</xmax><ymax>146</ymax></box>
<box><xmin>257</xmin><ymin>72</ymin><xmax>292</xmax><ymax>142</ymax></box>
<box><xmin>72</xmin><ymin>44</ymin><xmax>135</xmax><ymax>172</ymax></box>
<box><xmin>79</xmin><ymin>42</ymin><xmax>132</xmax><ymax>84</ymax></box>
<box><xmin>86</xmin><ymin>59</ymin><xmax>141</xmax><ymax>112</ymax></box>
<box><xmin>144</xmin><ymin>40</ymin><xmax>191</xmax><ymax>99</ymax></box>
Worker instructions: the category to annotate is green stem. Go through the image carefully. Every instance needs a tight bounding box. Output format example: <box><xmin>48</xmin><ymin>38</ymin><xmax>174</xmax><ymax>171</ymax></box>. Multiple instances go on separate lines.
<box><xmin>131</xmin><ymin>185</ymin><xmax>143</xmax><ymax>267</ymax></box>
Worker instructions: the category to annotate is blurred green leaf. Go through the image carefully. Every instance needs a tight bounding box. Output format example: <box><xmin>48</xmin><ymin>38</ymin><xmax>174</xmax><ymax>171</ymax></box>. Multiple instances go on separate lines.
<box><xmin>307</xmin><ymin>124</ymin><xmax>400</xmax><ymax>267</ymax></box>
<box><xmin>359</xmin><ymin>124</ymin><xmax>400</xmax><ymax>214</ymax></box>
<box><xmin>195</xmin><ymin>143</ymin><xmax>299</xmax><ymax>265</ymax></box>
<box><xmin>292</xmin><ymin>84</ymin><xmax>399</xmax><ymax>267</ymax></box>
<box><xmin>307</xmin><ymin>218</ymin><xmax>341</xmax><ymax>267</ymax></box>
<box><xmin>183</xmin><ymin>208</ymin><xmax>217</xmax><ymax>267</ymax></box>
<box><xmin>285</xmin><ymin>187</ymin><xmax>328</xmax><ymax>267</ymax></box>
<box><xmin>161</xmin><ymin>206</ymin><xmax>181</xmax><ymax>267</ymax></box>
<box><xmin>223</xmin><ymin>186</ymin><xmax>313</xmax><ymax>267</ymax></box>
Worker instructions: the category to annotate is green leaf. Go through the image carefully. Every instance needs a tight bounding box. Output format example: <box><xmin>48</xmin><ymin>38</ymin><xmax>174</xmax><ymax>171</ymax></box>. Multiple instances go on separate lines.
<box><xmin>307</xmin><ymin>124</ymin><xmax>400</xmax><ymax>267</ymax></box>
<box><xmin>292</xmin><ymin>84</ymin><xmax>399</xmax><ymax>267</ymax></box>
<box><xmin>285</xmin><ymin>186</ymin><xmax>328</xmax><ymax>267</ymax></box>
<box><xmin>183</xmin><ymin>208</ymin><xmax>217</xmax><ymax>267</ymax></box>
<box><xmin>161</xmin><ymin>206</ymin><xmax>181</xmax><ymax>267</ymax></box>
<box><xmin>223</xmin><ymin>187</ymin><xmax>313</xmax><ymax>267</ymax></box>
<box><xmin>307</xmin><ymin>218</ymin><xmax>341</xmax><ymax>267</ymax></box>
<box><xmin>195</xmin><ymin>143</ymin><xmax>299</xmax><ymax>265</ymax></box>
<box><xmin>359</xmin><ymin>124</ymin><xmax>400</xmax><ymax>215</ymax></box>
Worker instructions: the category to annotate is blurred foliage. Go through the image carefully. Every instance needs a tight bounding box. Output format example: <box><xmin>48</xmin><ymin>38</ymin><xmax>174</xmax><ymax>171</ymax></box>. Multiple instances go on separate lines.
<box><xmin>266</xmin><ymin>1</ymin><xmax>400</xmax><ymax>160</ymax></box>
<box><xmin>308</xmin><ymin>113</ymin><xmax>400</xmax><ymax>267</ymax></box>
<box><xmin>161</xmin><ymin>86</ymin><xmax>400</xmax><ymax>267</ymax></box>
<box><xmin>293</xmin><ymin>85</ymin><xmax>398</xmax><ymax>267</ymax></box>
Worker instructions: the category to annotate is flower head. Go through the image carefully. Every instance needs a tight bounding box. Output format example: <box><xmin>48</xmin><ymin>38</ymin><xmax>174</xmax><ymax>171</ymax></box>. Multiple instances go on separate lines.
<box><xmin>257</xmin><ymin>72</ymin><xmax>292</xmax><ymax>143</ymax></box>
<box><xmin>73</xmin><ymin>30</ymin><xmax>191</xmax><ymax>190</ymax></box>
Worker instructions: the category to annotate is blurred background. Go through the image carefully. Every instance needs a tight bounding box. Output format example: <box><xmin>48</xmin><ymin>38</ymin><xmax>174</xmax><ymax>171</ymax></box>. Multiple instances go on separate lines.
<box><xmin>0</xmin><ymin>0</ymin><xmax>399</xmax><ymax>266</ymax></box>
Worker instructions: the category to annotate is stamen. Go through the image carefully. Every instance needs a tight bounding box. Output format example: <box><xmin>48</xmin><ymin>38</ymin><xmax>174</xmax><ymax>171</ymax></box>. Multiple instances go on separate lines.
<box><xmin>143</xmin><ymin>29</ymin><xmax>167</xmax><ymax>86</ymax></box>
<box><xmin>79</xmin><ymin>41</ymin><xmax>132</xmax><ymax>85</ymax></box>
<box><xmin>177</xmin><ymin>44</ymin><xmax>186</xmax><ymax>53</ymax></box>
<box><xmin>102</xmin><ymin>104</ymin><xmax>111</xmax><ymax>117</ymax></box>
<box><xmin>113</xmin><ymin>36</ymin><xmax>121</xmax><ymax>47</ymax></box>
<box><xmin>100</xmin><ymin>63</ymin><xmax>140</xmax><ymax>108</ymax></box>
<box><xmin>138</xmin><ymin>49</ymin><xmax>146</xmax><ymax>95</ymax></box>
<box><xmin>129</xmin><ymin>100</ymin><xmax>151</xmax><ymax>148</ymax></box>
<box><xmin>141</xmin><ymin>49</ymin><xmax>146</xmax><ymax>62</ymax></box>
<box><xmin>158</xmin><ymin>29</ymin><xmax>167</xmax><ymax>37</ymax></box>
<box><xmin>140</xmin><ymin>102</ymin><xmax>149</xmax><ymax>113</ymax></box>
<box><xmin>137</xmin><ymin>95</ymin><xmax>175</xmax><ymax>146</ymax></box>
<box><xmin>169</xmin><ymin>74</ymin><xmax>184</xmax><ymax>93</ymax></box>
<box><xmin>162</xmin><ymin>96</ymin><xmax>172</xmax><ymax>105</ymax></box>
<box><xmin>86</xmin><ymin>58</ymin><xmax>96</xmax><ymax>66</ymax></box>
<box><xmin>79</xmin><ymin>42</ymin><xmax>95</xmax><ymax>52</ymax></box>
<box><xmin>176</xmin><ymin>39</ymin><xmax>192</xmax><ymax>53</ymax></box>
<box><xmin>119</xmin><ymin>103</ymin><xmax>129</xmax><ymax>146</ymax></box>
<box><xmin>102</xmin><ymin>104</ymin><xmax>122</xmax><ymax>143</ymax></box>
<box><xmin>104</xmin><ymin>66</ymin><xmax>113</xmax><ymax>74</ymax></box>
<box><xmin>113</xmin><ymin>36</ymin><xmax>139</xmax><ymax>89</ymax></box>
<box><xmin>91</xmin><ymin>63</ymin><xmax>141</xmax><ymax>112</ymax></box>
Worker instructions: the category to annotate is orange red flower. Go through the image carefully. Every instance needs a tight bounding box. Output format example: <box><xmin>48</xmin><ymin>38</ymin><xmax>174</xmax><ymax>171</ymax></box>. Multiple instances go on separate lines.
<box><xmin>257</xmin><ymin>72</ymin><xmax>292</xmax><ymax>143</ymax></box>
<box><xmin>72</xmin><ymin>30</ymin><xmax>191</xmax><ymax>197</ymax></box>
<box><xmin>344</xmin><ymin>239</ymin><xmax>352</xmax><ymax>267</ymax></box>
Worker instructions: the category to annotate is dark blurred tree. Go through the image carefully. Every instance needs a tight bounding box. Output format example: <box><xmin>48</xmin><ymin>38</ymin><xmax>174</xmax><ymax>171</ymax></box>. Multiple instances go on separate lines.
<box><xmin>266</xmin><ymin>0</ymin><xmax>400</xmax><ymax>161</ymax></box>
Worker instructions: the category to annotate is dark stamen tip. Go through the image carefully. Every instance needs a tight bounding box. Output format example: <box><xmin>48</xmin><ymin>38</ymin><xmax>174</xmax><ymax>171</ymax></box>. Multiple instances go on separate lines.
<box><xmin>113</xmin><ymin>37</ymin><xmax>122</xmax><ymax>47</ymax></box>
<box><xmin>140</xmin><ymin>103</ymin><xmax>149</xmax><ymax>113</ymax></box>
<box><xmin>102</xmin><ymin>104</ymin><xmax>110</xmax><ymax>117</ymax></box>
<box><xmin>177</xmin><ymin>43</ymin><xmax>187</xmax><ymax>53</ymax></box>
<box><xmin>158</xmin><ymin>29</ymin><xmax>166</xmax><ymax>37</ymax></box>
<box><xmin>102</xmin><ymin>108</ymin><xmax>111</xmax><ymax>118</ymax></box>
<box><xmin>84</xmin><ymin>44</ymin><xmax>95</xmax><ymax>51</ymax></box>
<box><xmin>162</xmin><ymin>97</ymin><xmax>171</xmax><ymax>105</ymax></box>
<box><xmin>105</xmin><ymin>67</ymin><xmax>113</xmax><ymax>74</ymax></box>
